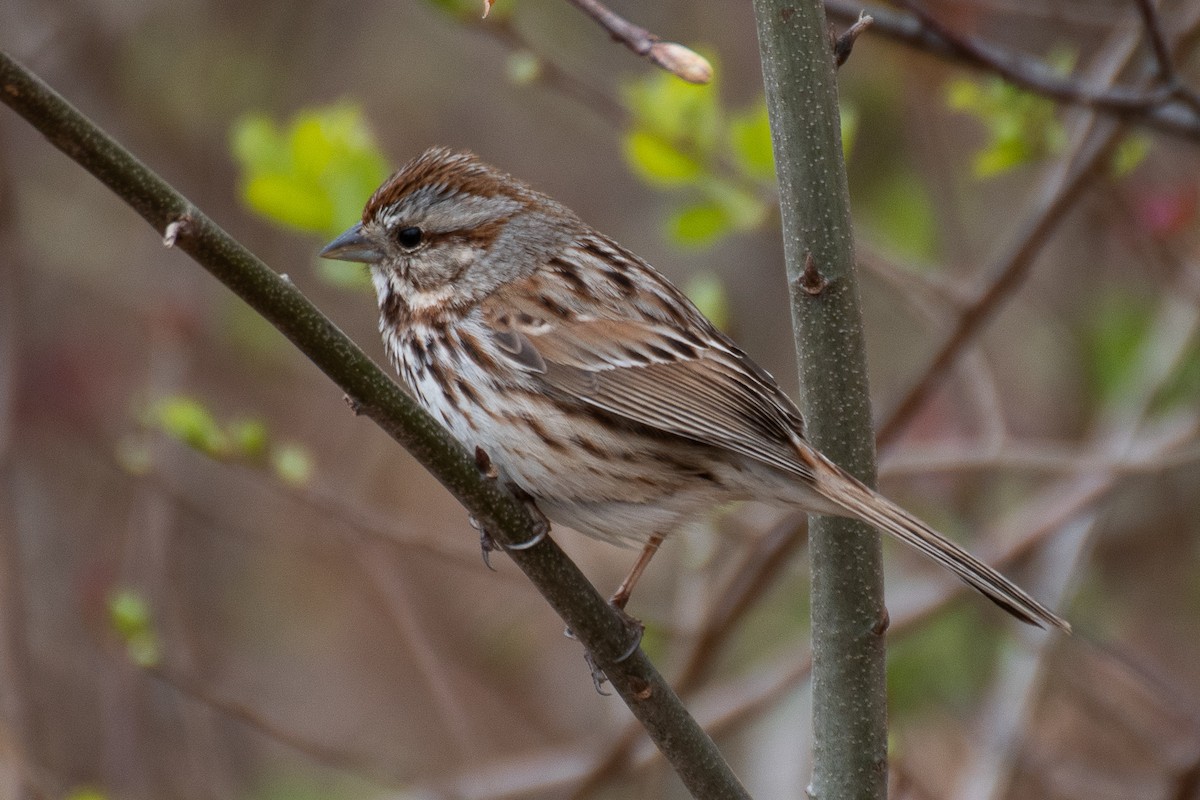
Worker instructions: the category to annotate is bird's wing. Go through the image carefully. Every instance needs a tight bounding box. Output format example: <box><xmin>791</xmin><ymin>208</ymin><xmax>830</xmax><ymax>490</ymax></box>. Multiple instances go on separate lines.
<box><xmin>480</xmin><ymin>270</ymin><xmax>812</xmax><ymax>479</ymax></box>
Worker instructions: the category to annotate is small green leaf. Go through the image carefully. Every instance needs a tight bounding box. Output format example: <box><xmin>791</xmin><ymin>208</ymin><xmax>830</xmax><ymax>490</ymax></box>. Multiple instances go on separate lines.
<box><xmin>272</xmin><ymin>443</ymin><xmax>315</xmax><ymax>486</ymax></box>
<box><xmin>669</xmin><ymin>202</ymin><xmax>731</xmax><ymax>246</ymax></box>
<box><xmin>243</xmin><ymin>174</ymin><xmax>334</xmax><ymax>232</ymax></box>
<box><xmin>229</xmin><ymin>418</ymin><xmax>270</xmax><ymax>460</ymax></box>
<box><xmin>972</xmin><ymin>135</ymin><xmax>1033</xmax><ymax>178</ymax></box>
<box><xmin>861</xmin><ymin>170</ymin><xmax>939</xmax><ymax>261</ymax></box>
<box><xmin>703</xmin><ymin>180</ymin><xmax>767</xmax><ymax>230</ymax></box>
<box><xmin>231</xmin><ymin>103</ymin><xmax>388</xmax><ymax>242</ymax></box>
<box><xmin>1111</xmin><ymin>134</ymin><xmax>1151</xmax><ymax>177</ymax></box>
<box><xmin>623</xmin><ymin>63</ymin><xmax>720</xmax><ymax>154</ymax></box>
<box><xmin>107</xmin><ymin>588</ymin><xmax>161</xmax><ymax>667</ymax></box>
<box><xmin>728</xmin><ymin>104</ymin><xmax>774</xmax><ymax>180</ymax></box>
<box><xmin>624</xmin><ymin>131</ymin><xmax>703</xmax><ymax>185</ymax></box>
<box><xmin>684</xmin><ymin>272</ymin><xmax>731</xmax><ymax>331</ymax></box>
<box><xmin>946</xmin><ymin>74</ymin><xmax>1066</xmax><ymax>178</ymax></box>
<box><xmin>506</xmin><ymin>51</ymin><xmax>541</xmax><ymax>85</ymax></box>
<box><xmin>153</xmin><ymin>397</ymin><xmax>229</xmax><ymax>457</ymax></box>
<box><xmin>66</xmin><ymin>788</ymin><xmax>108</xmax><ymax>800</ymax></box>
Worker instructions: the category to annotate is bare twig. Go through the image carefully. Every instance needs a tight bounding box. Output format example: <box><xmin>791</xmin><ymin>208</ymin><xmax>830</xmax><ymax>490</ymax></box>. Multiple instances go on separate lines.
<box><xmin>1133</xmin><ymin>0</ymin><xmax>1200</xmax><ymax>115</ymax></box>
<box><xmin>823</xmin><ymin>0</ymin><xmax>1200</xmax><ymax>142</ymax></box>
<box><xmin>1136</xmin><ymin>0</ymin><xmax>1177</xmax><ymax>83</ymax></box>
<box><xmin>834</xmin><ymin>13</ymin><xmax>874</xmax><ymax>67</ymax></box>
<box><xmin>563</xmin><ymin>0</ymin><xmax>712</xmax><ymax>83</ymax></box>
<box><xmin>877</xmin><ymin>123</ymin><xmax>1121</xmax><ymax>448</ymax></box>
<box><xmin>571</xmin><ymin>514</ymin><xmax>808</xmax><ymax>797</ymax></box>
<box><xmin>875</xmin><ymin>5</ymin><xmax>1156</xmax><ymax>448</ymax></box>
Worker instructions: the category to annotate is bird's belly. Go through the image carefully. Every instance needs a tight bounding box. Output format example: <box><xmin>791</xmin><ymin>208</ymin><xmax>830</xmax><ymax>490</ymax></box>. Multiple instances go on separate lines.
<box><xmin>401</xmin><ymin>356</ymin><xmax>744</xmax><ymax>543</ymax></box>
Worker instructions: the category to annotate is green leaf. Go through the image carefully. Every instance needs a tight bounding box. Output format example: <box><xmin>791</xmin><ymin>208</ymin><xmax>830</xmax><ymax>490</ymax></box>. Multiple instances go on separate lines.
<box><xmin>243</xmin><ymin>173</ymin><xmax>334</xmax><ymax>232</ymax></box>
<box><xmin>1111</xmin><ymin>133</ymin><xmax>1152</xmax><ymax>177</ymax></box>
<box><xmin>315</xmin><ymin>258</ymin><xmax>374</xmax><ymax>290</ymax></box>
<box><xmin>152</xmin><ymin>396</ymin><xmax>229</xmax><ymax>457</ymax></box>
<box><xmin>229</xmin><ymin>418</ymin><xmax>270</xmax><ymax>460</ymax></box>
<box><xmin>107</xmin><ymin>588</ymin><xmax>161</xmax><ymax>668</ymax></box>
<box><xmin>669</xmin><ymin>202</ymin><xmax>731</xmax><ymax>246</ymax></box>
<box><xmin>231</xmin><ymin>103</ymin><xmax>388</xmax><ymax>240</ymax></box>
<box><xmin>506</xmin><ymin>50</ymin><xmax>541</xmax><ymax>85</ymax></box>
<box><xmin>704</xmin><ymin>180</ymin><xmax>767</xmax><ymax>230</ymax></box>
<box><xmin>272</xmin><ymin>443</ymin><xmax>315</xmax><ymax>486</ymax></box>
<box><xmin>684</xmin><ymin>272</ymin><xmax>731</xmax><ymax>331</ymax></box>
<box><xmin>728</xmin><ymin>104</ymin><xmax>774</xmax><ymax>181</ymax></box>
<box><xmin>66</xmin><ymin>788</ymin><xmax>108</xmax><ymax>800</ymax></box>
<box><xmin>1084</xmin><ymin>291</ymin><xmax>1151</xmax><ymax>404</ymax></box>
<box><xmin>840</xmin><ymin>103</ymin><xmax>859</xmax><ymax>160</ymax></box>
<box><xmin>623</xmin><ymin>63</ymin><xmax>720</xmax><ymax>155</ymax></box>
<box><xmin>1079</xmin><ymin>290</ymin><xmax>1200</xmax><ymax>414</ymax></box>
<box><xmin>624</xmin><ymin>130</ymin><xmax>703</xmax><ymax>185</ymax></box>
<box><xmin>946</xmin><ymin>74</ymin><xmax>1066</xmax><ymax>178</ymax></box>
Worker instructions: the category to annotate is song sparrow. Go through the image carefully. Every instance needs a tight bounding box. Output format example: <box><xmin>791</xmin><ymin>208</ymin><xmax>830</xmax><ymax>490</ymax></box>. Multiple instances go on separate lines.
<box><xmin>322</xmin><ymin>147</ymin><xmax>1069</xmax><ymax>633</ymax></box>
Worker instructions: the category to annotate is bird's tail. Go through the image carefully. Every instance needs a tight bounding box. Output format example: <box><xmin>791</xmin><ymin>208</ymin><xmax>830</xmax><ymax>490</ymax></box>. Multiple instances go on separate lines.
<box><xmin>806</xmin><ymin>451</ymin><xmax>1071</xmax><ymax>633</ymax></box>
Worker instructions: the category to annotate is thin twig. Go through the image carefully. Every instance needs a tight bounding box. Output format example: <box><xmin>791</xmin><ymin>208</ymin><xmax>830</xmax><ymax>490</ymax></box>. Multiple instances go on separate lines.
<box><xmin>875</xmin><ymin>4</ymin><xmax>1155</xmax><ymax>447</ymax></box>
<box><xmin>1136</xmin><ymin>0</ymin><xmax>1177</xmax><ymax>83</ymax></box>
<box><xmin>823</xmin><ymin>0</ymin><xmax>1200</xmax><ymax>142</ymax></box>
<box><xmin>834</xmin><ymin>13</ymin><xmax>874</xmax><ymax>67</ymax></box>
<box><xmin>876</xmin><ymin>123</ymin><xmax>1121</xmax><ymax>447</ymax></box>
<box><xmin>563</xmin><ymin>0</ymin><xmax>712</xmax><ymax>83</ymax></box>
<box><xmin>571</xmin><ymin>514</ymin><xmax>808</xmax><ymax>797</ymax></box>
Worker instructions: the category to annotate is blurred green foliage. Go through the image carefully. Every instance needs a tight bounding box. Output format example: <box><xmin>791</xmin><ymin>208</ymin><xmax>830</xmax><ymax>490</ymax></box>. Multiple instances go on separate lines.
<box><xmin>887</xmin><ymin>606</ymin><xmax>998</xmax><ymax>713</ymax></box>
<box><xmin>948</xmin><ymin>55</ymin><xmax>1150</xmax><ymax>179</ymax></box>
<box><xmin>231</xmin><ymin>104</ymin><xmax>388</xmax><ymax>288</ymax></box>
<box><xmin>621</xmin><ymin>65</ymin><xmax>857</xmax><ymax>248</ymax></box>
<box><xmin>107</xmin><ymin>588</ymin><xmax>161</xmax><ymax>667</ymax></box>
<box><xmin>946</xmin><ymin>72</ymin><xmax>1067</xmax><ymax>178</ymax></box>
<box><xmin>1084</xmin><ymin>290</ymin><xmax>1200</xmax><ymax>411</ymax></box>
<box><xmin>1111</xmin><ymin>133</ymin><xmax>1152</xmax><ymax>177</ymax></box>
<box><xmin>683</xmin><ymin>272</ymin><xmax>732</xmax><ymax>332</ymax></box>
<box><xmin>864</xmin><ymin>169</ymin><xmax>939</xmax><ymax>263</ymax></box>
<box><xmin>147</xmin><ymin>395</ymin><xmax>316</xmax><ymax>485</ymax></box>
<box><xmin>65</xmin><ymin>789</ymin><xmax>108</xmax><ymax>800</ymax></box>
<box><xmin>622</xmin><ymin>65</ymin><xmax>759</xmax><ymax>248</ymax></box>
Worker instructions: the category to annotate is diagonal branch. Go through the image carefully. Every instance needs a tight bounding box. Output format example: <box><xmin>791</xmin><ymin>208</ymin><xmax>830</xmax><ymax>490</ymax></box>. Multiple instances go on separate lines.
<box><xmin>0</xmin><ymin>49</ymin><xmax>748</xmax><ymax>800</ymax></box>
<box><xmin>563</xmin><ymin>0</ymin><xmax>712</xmax><ymax>83</ymax></box>
<box><xmin>824</xmin><ymin>0</ymin><xmax>1200</xmax><ymax>142</ymax></box>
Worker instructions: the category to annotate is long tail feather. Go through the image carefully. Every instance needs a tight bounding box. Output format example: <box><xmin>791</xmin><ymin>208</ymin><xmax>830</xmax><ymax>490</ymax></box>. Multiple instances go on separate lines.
<box><xmin>808</xmin><ymin>453</ymin><xmax>1071</xmax><ymax>633</ymax></box>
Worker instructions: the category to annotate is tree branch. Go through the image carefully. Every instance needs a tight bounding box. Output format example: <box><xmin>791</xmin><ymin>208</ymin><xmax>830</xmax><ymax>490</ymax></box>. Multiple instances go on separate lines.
<box><xmin>563</xmin><ymin>0</ymin><xmax>713</xmax><ymax>84</ymax></box>
<box><xmin>824</xmin><ymin>0</ymin><xmax>1200</xmax><ymax>143</ymax></box>
<box><xmin>0</xmin><ymin>49</ymin><xmax>748</xmax><ymax>800</ymax></box>
<box><xmin>751</xmin><ymin>1</ymin><xmax>887</xmax><ymax>798</ymax></box>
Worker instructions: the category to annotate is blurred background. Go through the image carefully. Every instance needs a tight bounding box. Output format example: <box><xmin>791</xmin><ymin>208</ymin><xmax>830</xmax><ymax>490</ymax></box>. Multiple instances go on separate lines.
<box><xmin>2</xmin><ymin>0</ymin><xmax>1199</xmax><ymax>798</ymax></box>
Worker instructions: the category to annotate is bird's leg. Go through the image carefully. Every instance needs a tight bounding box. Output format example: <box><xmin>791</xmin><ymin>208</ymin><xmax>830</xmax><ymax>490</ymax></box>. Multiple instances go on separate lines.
<box><xmin>470</xmin><ymin>446</ymin><xmax>550</xmax><ymax>564</ymax></box>
<box><xmin>609</xmin><ymin>532</ymin><xmax>664</xmax><ymax>612</ymax></box>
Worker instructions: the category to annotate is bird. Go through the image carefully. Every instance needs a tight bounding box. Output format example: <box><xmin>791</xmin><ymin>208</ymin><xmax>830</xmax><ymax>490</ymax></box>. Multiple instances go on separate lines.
<box><xmin>321</xmin><ymin>146</ymin><xmax>1070</xmax><ymax>633</ymax></box>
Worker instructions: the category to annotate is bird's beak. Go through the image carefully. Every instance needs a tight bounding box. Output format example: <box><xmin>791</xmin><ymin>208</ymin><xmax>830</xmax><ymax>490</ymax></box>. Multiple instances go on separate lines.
<box><xmin>320</xmin><ymin>223</ymin><xmax>383</xmax><ymax>264</ymax></box>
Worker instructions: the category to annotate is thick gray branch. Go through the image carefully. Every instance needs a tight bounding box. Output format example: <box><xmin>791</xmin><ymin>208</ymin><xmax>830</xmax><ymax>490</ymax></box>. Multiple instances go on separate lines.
<box><xmin>751</xmin><ymin>2</ymin><xmax>888</xmax><ymax>798</ymax></box>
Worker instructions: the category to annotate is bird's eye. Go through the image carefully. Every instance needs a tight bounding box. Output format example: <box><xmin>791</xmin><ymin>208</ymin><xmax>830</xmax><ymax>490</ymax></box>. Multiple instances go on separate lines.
<box><xmin>395</xmin><ymin>226</ymin><xmax>424</xmax><ymax>249</ymax></box>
